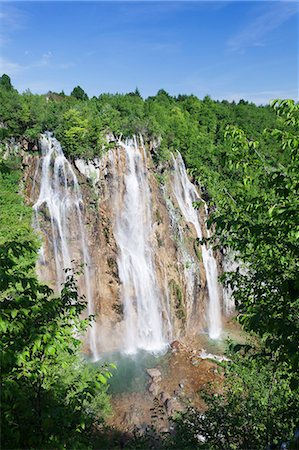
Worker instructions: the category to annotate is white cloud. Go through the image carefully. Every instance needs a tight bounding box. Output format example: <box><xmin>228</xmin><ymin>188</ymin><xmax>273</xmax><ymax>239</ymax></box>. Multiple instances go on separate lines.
<box><xmin>0</xmin><ymin>52</ymin><xmax>75</xmax><ymax>77</ymax></box>
<box><xmin>227</xmin><ymin>2</ymin><xmax>298</xmax><ymax>52</ymax></box>
<box><xmin>38</xmin><ymin>51</ymin><xmax>53</xmax><ymax>67</ymax></box>
<box><xmin>0</xmin><ymin>5</ymin><xmax>27</xmax><ymax>56</ymax></box>
<box><xmin>0</xmin><ymin>57</ymin><xmax>23</xmax><ymax>75</ymax></box>
<box><xmin>0</xmin><ymin>6</ymin><xmax>26</xmax><ymax>30</ymax></box>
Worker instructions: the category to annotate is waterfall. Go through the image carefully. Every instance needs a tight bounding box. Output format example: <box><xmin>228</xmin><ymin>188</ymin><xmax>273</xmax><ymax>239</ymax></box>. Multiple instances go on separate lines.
<box><xmin>29</xmin><ymin>133</ymin><xmax>225</xmax><ymax>355</ymax></box>
<box><xmin>163</xmin><ymin>190</ymin><xmax>201</xmax><ymax>329</ymax></box>
<box><xmin>171</xmin><ymin>153</ymin><xmax>222</xmax><ymax>339</ymax></box>
<box><xmin>33</xmin><ymin>132</ymin><xmax>99</xmax><ymax>360</ymax></box>
<box><xmin>222</xmin><ymin>250</ymin><xmax>244</xmax><ymax>316</ymax></box>
<box><xmin>109</xmin><ymin>138</ymin><xmax>167</xmax><ymax>354</ymax></box>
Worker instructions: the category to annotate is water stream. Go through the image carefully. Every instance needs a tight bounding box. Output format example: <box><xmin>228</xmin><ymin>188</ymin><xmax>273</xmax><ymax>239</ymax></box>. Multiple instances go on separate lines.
<box><xmin>171</xmin><ymin>153</ymin><xmax>222</xmax><ymax>339</ymax></box>
<box><xmin>108</xmin><ymin>138</ymin><xmax>168</xmax><ymax>354</ymax></box>
<box><xmin>33</xmin><ymin>132</ymin><xmax>99</xmax><ymax>360</ymax></box>
<box><xmin>32</xmin><ymin>133</ymin><xmax>223</xmax><ymax>358</ymax></box>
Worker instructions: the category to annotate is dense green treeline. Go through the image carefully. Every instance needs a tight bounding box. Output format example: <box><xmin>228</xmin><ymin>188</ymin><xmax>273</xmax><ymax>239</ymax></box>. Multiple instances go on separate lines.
<box><xmin>0</xmin><ymin>74</ymin><xmax>278</xmax><ymax>164</ymax></box>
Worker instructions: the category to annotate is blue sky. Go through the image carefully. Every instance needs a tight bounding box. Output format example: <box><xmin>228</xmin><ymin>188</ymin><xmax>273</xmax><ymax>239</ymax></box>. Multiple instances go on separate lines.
<box><xmin>0</xmin><ymin>1</ymin><xmax>298</xmax><ymax>104</ymax></box>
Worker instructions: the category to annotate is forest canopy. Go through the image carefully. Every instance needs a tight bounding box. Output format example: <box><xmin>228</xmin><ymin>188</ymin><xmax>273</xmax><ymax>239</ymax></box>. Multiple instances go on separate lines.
<box><xmin>0</xmin><ymin>74</ymin><xmax>279</xmax><ymax>162</ymax></box>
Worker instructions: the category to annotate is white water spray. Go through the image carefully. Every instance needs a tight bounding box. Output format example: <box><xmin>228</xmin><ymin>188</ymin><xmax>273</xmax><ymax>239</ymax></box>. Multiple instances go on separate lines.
<box><xmin>33</xmin><ymin>132</ymin><xmax>99</xmax><ymax>360</ymax></box>
<box><xmin>109</xmin><ymin>138</ymin><xmax>167</xmax><ymax>354</ymax></box>
<box><xmin>163</xmin><ymin>190</ymin><xmax>200</xmax><ymax>327</ymax></box>
<box><xmin>172</xmin><ymin>153</ymin><xmax>222</xmax><ymax>339</ymax></box>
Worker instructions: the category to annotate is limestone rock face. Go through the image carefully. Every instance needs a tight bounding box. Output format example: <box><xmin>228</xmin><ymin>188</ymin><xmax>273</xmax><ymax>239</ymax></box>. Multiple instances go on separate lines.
<box><xmin>146</xmin><ymin>368</ymin><xmax>162</xmax><ymax>380</ymax></box>
<box><xmin>165</xmin><ymin>398</ymin><xmax>183</xmax><ymax>416</ymax></box>
<box><xmin>148</xmin><ymin>382</ymin><xmax>160</xmax><ymax>397</ymax></box>
<box><xmin>23</xmin><ymin>135</ymin><xmax>228</xmax><ymax>355</ymax></box>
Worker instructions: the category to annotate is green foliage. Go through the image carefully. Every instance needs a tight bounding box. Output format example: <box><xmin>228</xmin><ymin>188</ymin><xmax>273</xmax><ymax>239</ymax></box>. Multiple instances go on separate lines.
<box><xmin>204</xmin><ymin>101</ymin><xmax>299</xmax><ymax>378</ymax></box>
<box><xmin>193</xmin><ymin>238</ymin><xmax>202</xmax><ymax>261</ymax></box>
<box><xmin>0</xmin><ymin>76</ymin><xmax>298</xmax><ymax>447</ymax></box>
<box><xmin>169</xmin><ymin>355</ymin><xmax>299</xmax><ymax>450</ymax></box>
<box><xmin>0</xmin><ymin>84</ymin><xmax>24</xmax><ymax>138</ymax></box>
<box><xmin>0</xmin><ymin>155</ymin><xmax>39</xmax><ymax>265</ymax></box>
<box><xmin>165</xmin><ymin>100</ymin><xmax>299</xmax><ymax>450</ymax></box>
<box><xmin>0</xmin><ymin>75</ymin><xmax>279</xmax><ymax>163</ymax></box>
<box><xmin>55</xmin><ymin>104</ymin><xmax>106</xmax><ymax>159</ymax></box>
<box><xmin>0</xmin><ymin>251</ymin><xmax>111</xmax><ymax>448</ymax></box>
<box><xmin>169</xmin><ymin>279</ymin><xmax>185</xmax><ymax>320</ymax></box>
<box><xmin>0</xmin><ymin>73</ymin><xmax>13</xmax><ymax>91</ymax></box>
<box><xmin>71</xmin><ymin>85</ymin><xmax>89</xmax><ymax>101</ymax></box>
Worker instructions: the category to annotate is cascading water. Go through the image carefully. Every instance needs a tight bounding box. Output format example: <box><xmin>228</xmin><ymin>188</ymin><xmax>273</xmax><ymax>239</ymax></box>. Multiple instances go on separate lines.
<box><xmin>171</xmin><ymin>153</ymin><xmax>222</xmax><ymax>339</ymax></box>
<box><xmin>29</xmin><ymin>133</ymin><xmax>225</xmax><ymax>355</ymax></box>
<box><xmin>33</xmin><ymin>132</ymin><xmax>99</xmax><ymax>360</ymax></box>
<box><xmin>109</xmin><ymin>138</ymin><xmax>167</xmax><ymax>354</ymax></box>
<box><xmin>222</xmin><ymin>250</ymin><xmax>244</xmax><ymax>316</ymax></box>
<box><xmin>162</xmin><ymin>190</ymin><xmax>201</xmax><ymax>328</ymax></box>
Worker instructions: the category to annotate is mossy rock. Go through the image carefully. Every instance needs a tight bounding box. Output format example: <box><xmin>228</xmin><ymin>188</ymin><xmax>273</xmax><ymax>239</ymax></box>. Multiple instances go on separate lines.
<box><xmin>169</xmin><ymin>279</ymin><xmax>186</xmax><ymax>321</ymax></box>
<box><xmin>193</xmin><ymin>238</ymin><xmax>202</xmax><ymax>261</ymax></box>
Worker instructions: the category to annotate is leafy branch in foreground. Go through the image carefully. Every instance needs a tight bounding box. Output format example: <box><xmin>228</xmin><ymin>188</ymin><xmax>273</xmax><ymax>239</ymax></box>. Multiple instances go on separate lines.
<box><xmin>0</xmin><ymin>238</ymin><xmax>112</xmax><ymax>449</ymax></box>
<box><xmin>168</xmin><ymin>354</ymin><xmax>299</xmax><ymax>450</ymax></box>
<box><xmin>169</xmin><ymin>100</ymin><xmax>299</xmax><ymax>450</ymax></box>
<box><xmin>206</xmin><ymin>100</ymin><xmax>299</xmax><ymax>376</ymax></box>
<box><xmin>0</xmin><ymin>149</ymin><xmax>114</xmax><ymax>450</ymax></box>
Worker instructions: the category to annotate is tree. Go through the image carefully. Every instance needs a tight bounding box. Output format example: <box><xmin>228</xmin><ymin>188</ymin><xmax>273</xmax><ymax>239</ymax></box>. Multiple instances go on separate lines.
<box><xmin>208</xmin><ymin>100</ymin><xmax>299</xmax><ymax>375</ymax></box>
<box><xmin>0</xmin><ymin>245</ymin><xmax>112</xmax><ymax>448</ymax></box>
<box><xmin>134</xmin><ymin>86</ymin><xmax>142</xmax><ymax>98</ymax></box>
<box><xmin>128</xmin><ymin>87</ymin><xmax>142</xmax><ymax>98</ymax></box>
<box><xmin>0</xmin><ymin>74</ymin><xmax>14</xmax><ymax>91</ymax></box>
<box><xmin>170</xmin><ymin>354</ymin><xmax>299</xmax><ymax>450</ymax></box>
<box><xmin>70</xmin><ymin>85</ymin><xmax>89</xmax><ymax>101</ymax></box>
<box><xmin>168</xmin><ymin>99</ymin><xmax>299</xmax><ymax>450</ymax></box>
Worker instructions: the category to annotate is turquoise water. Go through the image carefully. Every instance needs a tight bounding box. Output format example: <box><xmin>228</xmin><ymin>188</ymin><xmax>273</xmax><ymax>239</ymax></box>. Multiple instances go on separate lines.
<box><xmin>96</xmin><ymin>349</ymin><xmax>171</xmax><ymax>394</ymax></box>
<box><xmin>198</xmin><ymin>333</ymin><xmax>229</xmax><ymax>354</ymax></box>
<box><xmin>88</xmin><ymin>329</ymin><xmax>244</xmax><ymax>395</ymax></box>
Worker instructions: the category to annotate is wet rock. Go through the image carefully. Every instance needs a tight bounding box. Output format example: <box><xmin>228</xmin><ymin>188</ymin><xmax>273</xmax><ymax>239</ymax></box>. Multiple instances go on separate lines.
<box><xmin>146</xmin><ymin>368</ymin><xmax>162</xmax><ymax>384</ymax></box>
<box><xmin>148</xmin><ymin>382</ymin><xmax>160</xmax><ymax>396</ymax></box>
<box><xmin>134</xmin><ymin>423</ymin><xmax>148</xmax><ymax>438</ymax></box>
<box><xmin>146</xmin><ymin>368</ymin><xmax>162</xmax><ymax>379</ymax></box>
<box><xmin>75</xmin><ymin>159</ymin><xmax>101</xmax><ymax>185</ymax></box>
<box><xmin>147</xmin><ymin>368</ymin><xmax>162</xmax><ymax>396</ymax></box>
<box><xmin>191</xmin><ymin>357</ymin><xmax>200</xmax><ymax>366</ymax></box>
<box><xmin>199</xmin><ymin>349</ymin><xmax>230</xmax><ymax>362</ymax></box>
<box><xmin>165</xmin><ymin>398</ymin><xmax>183</xmax><ymax>416</ymax></box>
<box><xmin>170</xmin><ymin>340</ymin><xmax>182</xmax><ymax>352</ymax></box>
<box><xmin>160</xmin><ymin>391</ymin><xmax>171</xmax><ymax>404</ymax></box>
<box><xmin>124</xmin><ymin>407</ymin><xmax>140</xmax><ymax>426</ymax></box>
<box><xmin>196</xmin><ymin>434</ymin><xmax>206</xmax><ymax>443</ymax></box>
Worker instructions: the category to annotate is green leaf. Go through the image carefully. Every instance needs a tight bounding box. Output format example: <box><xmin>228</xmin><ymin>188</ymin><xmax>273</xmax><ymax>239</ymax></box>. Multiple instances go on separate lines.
<box><xmin>97</xmin><ymin>373</ymin><xmax>107</xmax><ymax>385</ymax></box>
